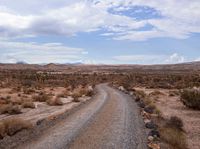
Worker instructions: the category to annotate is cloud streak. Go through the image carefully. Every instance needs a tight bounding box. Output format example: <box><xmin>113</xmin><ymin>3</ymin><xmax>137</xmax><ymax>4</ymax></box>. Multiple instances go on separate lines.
<box><xmin>113</xmin><ymin>53</ymin><xmax>186</xmax><ymax>64</ymax></box>
<box><xmin>0</xmin><ymin>41</ymin><xmax>87</xmax><ymax>63</ymax></box>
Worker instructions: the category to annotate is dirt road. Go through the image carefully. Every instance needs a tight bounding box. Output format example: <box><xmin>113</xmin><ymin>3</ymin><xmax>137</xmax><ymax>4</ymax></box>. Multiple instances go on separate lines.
<box><xmin>17</xmin><ymin>84</ymin><xmax>147</xmax><ymax>149</ymax></box>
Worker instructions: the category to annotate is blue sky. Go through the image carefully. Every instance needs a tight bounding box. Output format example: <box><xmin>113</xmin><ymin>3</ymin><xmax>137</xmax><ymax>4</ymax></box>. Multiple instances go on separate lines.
<box><xmin>0</xmin><ymin>0</ymin><xmax>200</xmax><ymax>64</ymax></box>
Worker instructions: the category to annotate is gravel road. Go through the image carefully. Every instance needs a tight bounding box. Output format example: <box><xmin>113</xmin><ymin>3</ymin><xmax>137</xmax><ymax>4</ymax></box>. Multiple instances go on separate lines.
<box><xmin>17</xmin><ymin>84</ymin><xmax>147</xmax><ymax>149</ymax></box>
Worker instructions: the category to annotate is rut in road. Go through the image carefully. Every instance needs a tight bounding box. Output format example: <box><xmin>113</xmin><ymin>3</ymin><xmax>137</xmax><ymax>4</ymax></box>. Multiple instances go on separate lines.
<box><xmin>17</xmin><ymin>84</ymin><xmax>147</xmax><ymax>149</ymax></box>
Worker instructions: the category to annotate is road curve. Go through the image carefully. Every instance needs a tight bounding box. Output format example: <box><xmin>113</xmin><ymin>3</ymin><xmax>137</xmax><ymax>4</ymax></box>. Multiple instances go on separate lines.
<box><xmin>17</xmin><ymin>84</ymin><xmax>147</xmax><ymax>149</ymax></box>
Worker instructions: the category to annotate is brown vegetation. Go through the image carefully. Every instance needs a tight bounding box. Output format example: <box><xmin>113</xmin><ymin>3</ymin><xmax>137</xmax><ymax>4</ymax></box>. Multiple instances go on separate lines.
<box><xmin>0</xmin><ymin>104</ymin><xmax>22</xmax><ymax>115</ymax></box>
<box><xmin>22</xmin><ymin>101</ymin><xmax>35</xmax><ymax>108</ymax></box>
<box><xmin>33</xmin><ymin>92</ymin><xmax>50</xmax><ymax>102</ymax></box>
<box><xmin>47</xmin><ymin>97</ymin><xmax>64</xmax><ymax>106</ymax></box>
<box><xmin>180</xmin><ymin>88</ymin><xmax>200</xmax><ymax>110</ymax></box>
<box><xmin>0</xmin><ymin>118</ymin><xmax>31</xmax><ymax>139</ymax></box>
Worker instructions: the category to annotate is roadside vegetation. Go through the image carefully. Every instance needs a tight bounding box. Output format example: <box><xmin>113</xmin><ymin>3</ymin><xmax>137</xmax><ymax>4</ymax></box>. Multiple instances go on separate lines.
<box><xmin>0</xmin><ymin>118</ymin><xmax>32</xmax><ymax>139</ymax></box>
<box><xmin>180</xmin><ymin>88</ymin><xmax>200</xmax><ymax>110</ymax></box>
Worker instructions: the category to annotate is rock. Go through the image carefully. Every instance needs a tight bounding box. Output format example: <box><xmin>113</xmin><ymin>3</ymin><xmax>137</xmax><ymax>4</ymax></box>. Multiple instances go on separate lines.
<box><xmin>141</xmin><ymin>111</ymin><xmax>151</xmax><ymax>119</ymax></box>
<box><xmin>138</xmin><ymin>101</ymin><xmax>145</xmax><ymax>108</ymax></box>
<box><xmin>144</xmin><ymin>119</ymin><xmax>151</xmax><ymax>124</ymax></box>
<box><xmin>88</xmin><ymin>86</ymin><xmax>93</xmax><ymax>91</ymax></box>
<box><xmin>148</xmin><ymin>143</ymin><xmax>160</xmax><ymax>149</ymax></box>
<box><xmin>118</xmin><ymin>86</ymin><xmax>125</xmax><ymax>91</ymax></box>
<box><xmin>144</xmin><ymin>106</ymin><xmax>154</xmax><ymax>114</ymax></box>
<box><xmin>145</xmin><ymin>121</ymin><xmax>158</xmax><ymax>129</ymax></box>
<box><xmin>148</xmin><ymin>136</ymin><xmax>154</xmax><ymax>142</ymax></box>
<box><xmin>129</xmin><ymin>91</ymin><xmax>134</xmax><ymax>96</ymax></box>
<box><xmin>148</xmin><ymin>129</ymin><xmax>160</xmax><ymax>138</ymax></box>
<box><xmin>36</xmin><ymin>119</ymin><xmax>45</xmax><ymax>126</ymax></box>
<box><xmin>135</xmin><ymin>95</ymin><xmax>140</xmax><ymax>102</ymax></box>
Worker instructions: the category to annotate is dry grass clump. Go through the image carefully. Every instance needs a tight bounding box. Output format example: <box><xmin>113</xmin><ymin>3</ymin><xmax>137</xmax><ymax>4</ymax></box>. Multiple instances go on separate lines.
<box><xmin>11</xmin><ymin>99</ymin><xmax>23</xmax><ymax>105</ymax></box>
<box><xmin>74</xmin><ymin>87</ymin><xmax>93</xmax><ymax>97</ymax></box>
<box><xmin>168</xmin><ymin>90</ymin><xmax>179</xmax><ymax>97</ymax></box>
<box><xmin>159</xmin><ymin>116</ymin><xmax>187</xmax><ymax>149</ymax></box>
<box><xmin>71</xmin><ymin>93</ymin><xmax>81</xmax><ymax>102</ymax></box>
<box><xmin>22</xmin><ymin>101</ymin><xmax>35</xmax><ymax>108</ymax></box>
<box><xmin>166</xmin><ymin>116</ymin><xmax>183</xmax><ymax>130</ymax></box>
<box><xmin>180</xmin><ymin>88</ymin><xmax>200</xmax><ymax>110</ymax></box>
<box><xmin>23</xmin><ymin>88</ymin><xmax>35</xmax><ymax>94</ymax></box>
<box><xmin>0</xmin><ymin>104</ymin><xmax>22</xmax><ymax>115</ymax></box>
<box><xmin>71</xmin><ymin>87</ymin><xmax>93</xmax><ymax>102</ymax></box>
<box><xmin>149</xmin><ymin>90</ymin><xmax>164</xmax><ymax>97</ymax></box>
<box><xmin>160</xmin><ymin>127</ymin><xmax>187</xmax><ymax>149</ymax></box>
<box><xmin>47</xmin><ymin>97</ymin><xmax>64</xmax><ymax>106</ymax></box>
<box><xmin>0</xmin><ymin>118</ymin><xmax>32</xmax><ymax>139</ymax></box>
<box><xmin>33</xmin><ymin>92</ymin><xmax>50</xmax><ymax>102</ymax></box>
<box><xmin>134</xmin><ymin>90</ymin><xmax>146</xmax><ymax>100</ymax></box>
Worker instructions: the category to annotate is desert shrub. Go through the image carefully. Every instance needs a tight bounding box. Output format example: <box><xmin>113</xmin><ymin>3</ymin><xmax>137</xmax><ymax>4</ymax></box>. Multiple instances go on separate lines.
<box><xmin>0</xmin><ymin>104</ymin><xmax>12</xmax><ymax>114</ymax></box>
<box><xmin>85</xmin><ymin>90</ymin><xmax>93</xmax><ymax>96</ymax></box>
<box><xmin>23</xmin><ymin>88</ymin><xmax>35</xmax><ymax>94</ymax></box>
<box><xmin>73</xmin><ymin>87</ymin><xmax>93</xmax><ymax>97</ymax></box>
<box><xmin>168</xmin><ymin>90</ymin><xmax>179</xmax><ymax>97</ymax></box>
<box><xmin>0</xmin><ymin>104</ymin><xmax>13</xmax><ymax>114</ymax></box>
<box><xmin>0</xmin><ymin>122</ymin><xmax>6</xmax><ymax>139</ymax></box>
<box><xmin>180</xmin><ymin>88</ymin><xmax>200</xmax><ymax>110</ymax></box>
<box><xmin>47</xmin><ymin>97</ymin><xmax>63</xmax><ymax>106</ymax></box>
<box><xmin>33</xmin><ymin>92</ymin><xmax>50</xmax><ymax>102</ymax></box>
<box><xmin>149</xmin><ymin>90</ymin><xmax>164</xmax><ymax>96</ymax></box>
<box><xmin>1</xmin><ymin>118</ymin><xmax>31</xmax><ymax>137</ymax></box>
<box><xmin>11</xmin><ymin>99</ymin><xmax>23</xmax><ymax>105</ymax></box>
<box><xmin>0</xmin><ymin>99</ymin><xmax>7</xmax><ymax>105</ymax></box>
<box><xmin>0</xmin><ymin>96</ymin><xmax>12</xmax><ymax>105</ymax></box>
<box><xmin>6</xmin><ymin>96</ymin><xmax>11</xmax><ymax>100</ymax></box>
<box><xmin>135</xmin><ymin>90</ymin><xmax>146</xmax><ymax>99</ymax></box>
<box><xmin>57</xmin><ymin>93</ymin><xmax>65</xmax><ymax>98</ymax></box>
<box><xmin>7</xmin><ymin>105</ymin><xmax>22</xmax><ymax>115</ymax></box>
<box><xmin>0</xmin><ymin>104</ymin><xmax>21</xmax><ymax>114</ymax></box>
<box><xmin>166</xmin><ymin>116</ymin><xmax>183</xmax><ymax>130</ymax></box>
<box><xmin>71</xmin><ymin>93</ymin><xmax>80</xmax><ymax>102</ymax></box>
<box><xmin>160</xmin><ymin>127</ymin><xmax>187</xmax><ymax>149</ymax></box>
<box><xmin>22</xmin><ymin>101</ymin><xmax>35</xmax><ymax>108</ymax></box>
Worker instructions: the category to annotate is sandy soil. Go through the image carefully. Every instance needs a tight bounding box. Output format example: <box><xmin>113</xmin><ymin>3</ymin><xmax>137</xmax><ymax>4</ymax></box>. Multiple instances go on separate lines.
<box><xmin>135</xmin><ymin>87</ymin><xmax>200</xmax><ymax>149</ymax></box>
<box><xmin>0</xmin><ymin>87</ymin><xmax>90</xmax><ymax>125</ymax></box>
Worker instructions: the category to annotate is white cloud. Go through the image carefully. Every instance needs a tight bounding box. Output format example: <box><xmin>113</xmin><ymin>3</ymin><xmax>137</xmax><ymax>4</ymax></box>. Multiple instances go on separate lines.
<box><xmin>113</xmin><ymin>53</ymin><xmax>186</xmax><ymax>64</ymax></box>
<box><xmin>0</xmin><ymin>41</ymin><xmax>87</xmax><ymax>63</ymax></box>
<box><xmin>164</xmin><ymin>53</ymin><xmax>185</xmax><ymax>63</ymax></box>
<box><xmin>0</xmin><ymin>0</ymin><xmax>199</xmax><ymax>40</ymax></box>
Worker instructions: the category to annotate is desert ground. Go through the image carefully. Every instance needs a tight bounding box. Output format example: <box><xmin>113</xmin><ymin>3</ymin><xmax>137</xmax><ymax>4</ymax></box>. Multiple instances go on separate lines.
<box><xmin>0</xmin><ymin>63</ymin><xmax>200</xmax><ymax>149</ymax></box>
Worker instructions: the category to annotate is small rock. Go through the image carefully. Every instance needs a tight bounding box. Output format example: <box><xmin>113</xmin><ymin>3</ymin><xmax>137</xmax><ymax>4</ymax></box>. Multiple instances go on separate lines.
<box><xmin>148</xmin><ymin>136</ymin><xmax>154</xmax><ymax>142</ymax></box>
<box><xmin>141</xmin><ymin>111</ymin><xmax>151</xmax><ymax>119</ymax></box>
<box><xmin>145</xmin><ymin>121</ymin><xmax>158</xmax><ymax>129</ymax></box>
<box><xmin>129</xmin><ymin>91</ymin><xmax>134</xmax><ymax>96</ymax></box>
<box><xmin>148</xmin><ymin>129</ymin><xmax>160</xmax><ymax>138</ymax></box>
<box><xmin>148</xmin><ymin>143</ymin><xmax>160</xmax><ymax>149</ymax></box>
<box><xmin>144</xmin><ymin>106</ymin><xmax>154</xmax><ymax>114</ymax></box>
<box><xmin>36</xmin><ymin>119</ymin><xmax>45</xmax><ymax>125</ymax></box>
<box><xmin>138</xmin><ymin>101</ymin><xmax>145</xmax><ymax>108</ymax></box>
<box><xmin>144</xmin><ymin>119</ymin><xmax>151</xmax><ymax>124</ymax></box>
<box><xmin>118</xmin><ymin>86</ymin><xmax>125</xmax><ymax>91</ymax></box>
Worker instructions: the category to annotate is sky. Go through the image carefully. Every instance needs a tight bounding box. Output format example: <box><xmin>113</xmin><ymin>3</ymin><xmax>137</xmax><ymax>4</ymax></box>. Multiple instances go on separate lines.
<box><xmin>0</xmin><ymin>0</ymin><xmax>200</xmax><ymax>64</ymax></box>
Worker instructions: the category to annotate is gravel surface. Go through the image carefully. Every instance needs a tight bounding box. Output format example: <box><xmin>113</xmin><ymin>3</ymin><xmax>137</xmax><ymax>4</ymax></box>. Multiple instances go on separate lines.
<box><xmin>16</xmin><ymin>84</ymin><xmax>147</xmax><ymax>149</ymax></box>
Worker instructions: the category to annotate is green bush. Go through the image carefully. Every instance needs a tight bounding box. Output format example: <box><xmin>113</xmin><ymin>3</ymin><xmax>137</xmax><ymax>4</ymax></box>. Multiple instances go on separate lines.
<box><xmin>180</xmin><ymin>89</ymin><xmax>200</xmax><ymax>110</ymax></box>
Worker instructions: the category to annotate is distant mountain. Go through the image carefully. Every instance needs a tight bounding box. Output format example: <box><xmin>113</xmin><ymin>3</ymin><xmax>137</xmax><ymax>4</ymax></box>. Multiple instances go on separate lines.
<box><xmin>64</xmin><ymin>62</ymin><xmax>83</xmax><ymax>65</ymax></box>
<box><xmin>16</xmin><ymin>61</ymin><xmax>27</xmax><ymax>64</ymax></box>
<box><xmin>1</xmin><ymin>61</ymin><xmax>200</xmax><ymax>71</ymax></box>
